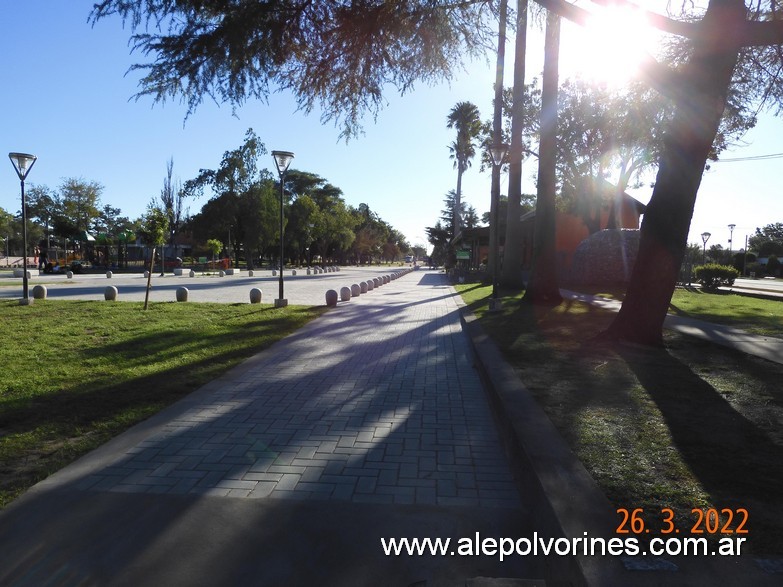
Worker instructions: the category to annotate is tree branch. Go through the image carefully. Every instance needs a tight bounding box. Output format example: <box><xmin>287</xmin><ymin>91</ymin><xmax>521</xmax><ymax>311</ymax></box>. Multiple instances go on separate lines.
<box><xmin>534</xmin><ymin>0</ymin><xmax>783</xmax><ymax>47</ymax></box>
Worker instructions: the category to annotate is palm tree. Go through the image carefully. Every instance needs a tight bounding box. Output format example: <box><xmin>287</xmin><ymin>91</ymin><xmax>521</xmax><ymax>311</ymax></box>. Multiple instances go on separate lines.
<box><xmin>500</xmin><ymin>0</ymin><xmax>530</xmax><ymax>289</ymax></box>
<box><xmin>523</xmin><ymin>10</ymin><xmax>562</xmax><ymax>304</ymax></box>
<box><xmin>447</xmin><ymin>101</ymin><xmax>482</xmax><ymax>240</ymax></box>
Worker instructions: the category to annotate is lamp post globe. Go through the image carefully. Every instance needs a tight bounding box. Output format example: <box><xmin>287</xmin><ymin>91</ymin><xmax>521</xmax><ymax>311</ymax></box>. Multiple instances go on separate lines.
<box><xmin>728</xmin><ymin>223</ymin><xmax>736</xmax><ymax>255</ymax></box>
<box><xmin>8</xmin><ymin>153</ymin><xmax>37</xmax><ymax>305</ymax></box>
<box><xmin>271</xmin><ymin>150</ymin><xmax>294</xmax><ymax>307</ymax></box>
<box><xmin>701</xmin><ymin>231</ymin><xmax>711</xmax><ymax>265</ymax></box>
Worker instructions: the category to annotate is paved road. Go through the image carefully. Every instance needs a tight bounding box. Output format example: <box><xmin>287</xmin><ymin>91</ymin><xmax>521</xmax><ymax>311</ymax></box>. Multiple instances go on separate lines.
<box><xmin>728</xmin><ymin>277</ymin><xmax>783</xmax><ymax>298</ymax></box>
<box><xmin>0</xmin><ymin>269</ymin><xmax>556</xmax><ymax>586</ymax></box>
<box><xmin>0</xmin><ymin>266</ymin><xmax>420</xmax><ymax>306</ymax></box>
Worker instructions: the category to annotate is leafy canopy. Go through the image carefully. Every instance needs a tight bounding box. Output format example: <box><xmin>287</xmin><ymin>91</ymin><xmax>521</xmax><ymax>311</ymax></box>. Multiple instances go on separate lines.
<box><xmin>91</xmin><ymin>0</ymin><xmax>497</xmax><ymax>139</ymax></box>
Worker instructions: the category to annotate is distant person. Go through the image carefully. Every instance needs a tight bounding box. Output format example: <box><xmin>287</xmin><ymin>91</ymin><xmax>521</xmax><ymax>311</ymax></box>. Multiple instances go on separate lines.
<box><xmin>38</xmin><ymin>248</ymin><xmax>48</xmax><ymax>270</ymax></box>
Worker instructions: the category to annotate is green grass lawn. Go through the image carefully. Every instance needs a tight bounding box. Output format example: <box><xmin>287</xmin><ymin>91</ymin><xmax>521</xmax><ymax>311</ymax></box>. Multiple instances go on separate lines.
<box><xmin>457</xmin><ymin>284</ymin><xmax>783</xmax><ymax>555</ymax></box>
<box><xmin>0</xmin><ymin>299</ymin><xmax>327</xmax><ymax>507</ymax></box>
<box><xmin>578</xmin><ymin>286</ymin><xmax>783</xmax><ymax>337</ymax></box>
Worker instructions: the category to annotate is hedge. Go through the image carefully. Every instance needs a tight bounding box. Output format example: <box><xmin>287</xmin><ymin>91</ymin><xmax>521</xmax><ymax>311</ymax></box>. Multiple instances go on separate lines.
<box><xmin>694</xmin><ymin>263</ymin><xmax>739</xmax><ymax>291</ymax></box>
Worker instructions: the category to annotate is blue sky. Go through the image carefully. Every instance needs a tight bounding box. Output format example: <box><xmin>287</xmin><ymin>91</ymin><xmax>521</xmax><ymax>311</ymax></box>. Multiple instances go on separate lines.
<box><xmin>2</xmin><ymin>1</ymin><xmax>781</xmax><ymax>252</ymax></box>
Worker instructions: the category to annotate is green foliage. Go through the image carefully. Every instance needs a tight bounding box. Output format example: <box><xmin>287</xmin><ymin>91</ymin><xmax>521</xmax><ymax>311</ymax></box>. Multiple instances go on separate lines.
<box><xmin>91</xmin><ymin>1</ymin><xmax>495</xmax><ymax>140</ymax></box>
<box><xmin>138</xmin><ymin>204</ymin><xmax>169</xmax><ymax>248</ymax></box>
<box><xmin>0</xmin><ymin>299</ymin><xmax>325</xmax><ymax>507</ymax></box>
<box><xmin>206</xmin><ymin>239</ymin><xmax>223</xmax><ymax>258</ymax></box>
<box><xmin>750</xmin><ymin>223</ymin><xmax>783</xmax><ymax>257</ymax></box>
<box><xmin>447</xmin><ymin>101</ymin><xmax>482</xmax><ymax>174</ymax></box>
<box><xmin>694</xmin><ymin>263</ymin><xmax>739</xmax><ymax>291</ymax></box>
<box><xmin>15</xmin><ymin>131</ymin><xmax>404</xmax><ymax>269</ymax></box>
<box><xmin>767</xmin><ymin>255</ymin><xmax>781</xmax><ymax>276</ymax></box>
<box><xmin>349</xmin><ymin>202</ymin><xmax>407</xmax><ymax>263</ymax></box>
<box><xmin>57</xmin><ymin>178</ymin><xmax>104</xmax><ymax>236</ymax></box>
<box><xmin>455</xmin><ymin>283</ymin><xmax>783</xmax><ymax>553</ymax></box>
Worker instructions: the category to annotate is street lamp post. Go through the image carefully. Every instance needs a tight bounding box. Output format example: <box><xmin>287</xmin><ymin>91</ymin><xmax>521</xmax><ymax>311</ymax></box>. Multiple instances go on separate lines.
<box><xmin>701</xmin><ymin>231</ymin><xmax>711</xmax><ymax>265</ymax></box>
<box><xmin>8</xmin><ymin>153</ymin><xmax>37</xmax><ymax>305</ymax></box>
<box><xmin>728</xmin><ymin>223</ymin><xmax>736</xmax><ymax>256</ymax></box>
<box><xmin>489</xmin><ymin>143</ymin><xmax>508</xmax><ymax>312</ymax></box>
<box><xmin>271</xmin><ymin>150</ymin><xmax>295</xmax><ymax>307</ymax></box>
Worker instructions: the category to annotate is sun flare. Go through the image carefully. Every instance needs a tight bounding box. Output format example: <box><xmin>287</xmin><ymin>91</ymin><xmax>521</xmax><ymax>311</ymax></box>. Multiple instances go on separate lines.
<box><xmin>566</xmin><ymin>5</ymin><xmax>658</xmax><ymax>87</ymax></box>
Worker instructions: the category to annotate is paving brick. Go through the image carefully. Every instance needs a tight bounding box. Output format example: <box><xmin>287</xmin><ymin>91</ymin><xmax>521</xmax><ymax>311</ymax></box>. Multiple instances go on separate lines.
<box><xmin>75</xmin><ymin>271</ymin><xmax>521</xmax><ymax>510</ymax></box>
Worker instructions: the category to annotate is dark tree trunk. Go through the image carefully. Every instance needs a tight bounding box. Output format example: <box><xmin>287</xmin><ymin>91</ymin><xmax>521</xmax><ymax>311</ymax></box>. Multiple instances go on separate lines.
<box><xmin>454</xmin><ymin>167</ymin><xmax>463</xmax><ymax>239</ymax></box>
<box><xmin>500</xmin><ymin>0</ymin><xmax>529</xmax><ymax>289</ymax></box>
<box><xmin>523</xmin><ymin>11</ymin><xmax>562</xmax><ymax>304</ymax></box>
<box><xmin>605</xmin><ymin>0</ymin><xmax>744</xmax><ymax>345</ymax></box>
<box><xmin>488</xmin><ymin>0</ymin><xmax>507</xmax><ymax>280</ymax></box>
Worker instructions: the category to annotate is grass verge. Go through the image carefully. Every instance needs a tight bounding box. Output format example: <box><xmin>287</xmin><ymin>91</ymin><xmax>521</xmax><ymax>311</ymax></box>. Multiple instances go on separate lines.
<box><xmin>457</xmin><ymin>284</ymin><xmax>783</xmax><ymax>555</ymax></box>
<box><xmin>575</xmin><ymin>286</ymin><xmax>783</xmax><ymax>337</ymax></box>
<box><xmin>0</xmin><ymin>299</ymin><xmax>327</xmax><ymax>508</ymax></box>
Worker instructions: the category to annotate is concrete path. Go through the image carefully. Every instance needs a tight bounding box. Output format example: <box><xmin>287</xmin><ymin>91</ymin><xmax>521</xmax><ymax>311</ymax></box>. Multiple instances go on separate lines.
<box><xmin>562</xmin><ymin>289</ymin><xmax>783</xmax><ymax>365</ymax></box>
<box><xmin>0</xmin><ymin>270</ymin><xmax>558</xmax><ymax>586</ymax></box>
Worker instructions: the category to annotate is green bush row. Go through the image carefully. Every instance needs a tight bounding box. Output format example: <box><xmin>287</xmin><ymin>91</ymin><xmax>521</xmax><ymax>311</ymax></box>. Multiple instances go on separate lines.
<box><xmin>694</xmin><ymin>263</ymin><xmax>739</xmax><ymax>291</ymax></box>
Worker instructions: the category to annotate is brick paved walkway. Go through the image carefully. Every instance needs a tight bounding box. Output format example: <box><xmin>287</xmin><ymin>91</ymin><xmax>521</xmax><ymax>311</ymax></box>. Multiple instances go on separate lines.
<box><xmin>70</xmin><ymin>271</ymin><xmax>520</xmax><ymax>508</ymax></box>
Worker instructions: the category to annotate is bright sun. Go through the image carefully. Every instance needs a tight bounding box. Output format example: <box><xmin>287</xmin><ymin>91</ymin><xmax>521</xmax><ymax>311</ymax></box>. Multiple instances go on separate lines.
<box><xmin>565</xmin><ymin>5</ymin><xmax>658</xmax><ymax>87</ymax></box>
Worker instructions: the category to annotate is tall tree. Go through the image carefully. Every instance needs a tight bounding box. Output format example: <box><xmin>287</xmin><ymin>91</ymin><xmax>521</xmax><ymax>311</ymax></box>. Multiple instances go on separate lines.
<box><xmin>138</xmin><ymin>203</ymin><xmax>169</xmax><ymax>307</ymax></box>
<box><xmin>523</xmin><ymin>10</ymin><xmax>562</xmax><ymax>304</ymax></box>
<box><xmin>603</xmin><ymin>0</ymin><xmax>750</xmax><ymax>344</ymax></box>
<box><xmin>91</xmin><ymin>1</ymin><xmax>497</xmax><ymax>140</ymax></box>
<box><xmin>185</xmin><ymin>129</ymin><xmax>267</xmax><ymax>267</ymax></box>
<box><xmin>446</xmin><ymin>101</ymin><xmax>483</xmax><ymax>239</ymax></box>
<box><xmin>238</xmin><ymin>180</ymin><xmax>279</xmax><ymax>268</ymax></box>
<box><xmin>533</xmin><ymin>0</ymin><xmax>783</xmax><ymax>343</ymax></box>
<box><xmin>287</xmin><ymin>193</ymin><xmax>320</xmax><ymax>266</ymax></box>
<box><xmin>426</xmin><ymin>221</ymin><xmax>452</xmax><ymax>268</ymax></box>
<box><xmin>488</xmin><ymin>0</ymin><xmax>508</xmax><ymax>281</ymax></box>
<box><xmin>749</xmin><ymin>222</ymin><xmax>783</xmax><ymax>256</ymax></box>
<box><xmin>500</xmin><ymin>0</ymin><xmax>531</xmax><ymax>288</ymax></box>
<box><xmin>58</xmin><ymin>178</ymin><xmax>103</xmax><ymax>236</ymax></box>
<box><xmin>159</xmin><ymin>158</ymin><xmax>187</xmax><ymax>248</ymax></box>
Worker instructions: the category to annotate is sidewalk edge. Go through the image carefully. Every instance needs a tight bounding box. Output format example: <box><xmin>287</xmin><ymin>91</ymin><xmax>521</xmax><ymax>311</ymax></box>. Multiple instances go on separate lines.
<box><xmin>456</xmin><ymin>297</ymin><xmax>628</xmax><ymax>587</ymax></box>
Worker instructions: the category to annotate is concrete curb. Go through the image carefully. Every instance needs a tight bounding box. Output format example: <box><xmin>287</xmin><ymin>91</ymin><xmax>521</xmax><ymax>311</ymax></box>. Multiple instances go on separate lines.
<box><xmin>456</xmin><ymin>297</ymin><xmax>625</xmax><ymax>587</ymax></box>
<box><xmin>455</xmin><ymin>290</ymin><xmax>783</xmax><ymax>586</ymax></box>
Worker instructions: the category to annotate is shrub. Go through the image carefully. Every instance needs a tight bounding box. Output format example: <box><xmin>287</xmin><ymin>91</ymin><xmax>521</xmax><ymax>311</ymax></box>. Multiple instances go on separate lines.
<box><xmin>767</xmin><ymin>255</ymin><xmax>780</xmax><ymax>277</ymax></box>
<box><xmin>694</xmin><ymin>263</ymin><xmax>739</xmax><ymax>291</ymax></box>
<box><xmin>746</xmin><ymin>262</ymin><xmax>765</xmax><ymax>277</ymax></box>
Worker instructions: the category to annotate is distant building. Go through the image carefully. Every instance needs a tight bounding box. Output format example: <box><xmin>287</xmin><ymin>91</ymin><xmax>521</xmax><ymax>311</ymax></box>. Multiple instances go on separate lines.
<box><xmin>458</xmin><ymin>181</ymin><xmax>646</xmax><ymax>282</ymax></box>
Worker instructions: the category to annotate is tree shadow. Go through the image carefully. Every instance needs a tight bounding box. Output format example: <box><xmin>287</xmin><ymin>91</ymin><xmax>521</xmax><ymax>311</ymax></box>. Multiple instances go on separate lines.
<box><xmin>0</xmin><ymin>271</ymin><xmax>542</xmax><ymax>584</ymax></box>
<box><xmin>617</xmin><ymin>344</ymin><xmax>783</xmax><ymax>552</ymax></box>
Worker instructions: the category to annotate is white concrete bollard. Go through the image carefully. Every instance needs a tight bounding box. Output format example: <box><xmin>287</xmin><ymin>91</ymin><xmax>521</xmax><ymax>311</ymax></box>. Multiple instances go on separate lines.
<box><xmin>176</xmin><ymin>287</ymin><xmax>189</xmax><ymax>302</ymax></box>
<box><xmin>106</xmin><ymin>271</ymin><xmax>112</xmax><ymax>278</ymax></box>
<box><xmin>360</xmin><ymin>281</ymin><xmax>368</xmax><ymax>294</ymax></box>
<box><xmin>248</xmin><ymin>270</ymin><xmax>254</xmax><ymax>277</ymax></box>
<box><xmin>33</xmin><ymin>285</ymin><xmax>47</xmax><ymax>300</ymax></box>
<box><xmin>366</xmin><ymin>280</ymin><xmax>374</xmax><ymax>291</ymax></box>
<box><xmin>325</xmin><ymin>289</ymin><xmax>338</xmax><ymax>307</ymax></box>
<box><xmin>351</xmin><ymin>283</ymin><xmax>361</xmax><ymax>297</ymax></box>
<box><xmin>340</xmin><ymin>286</ymin><xmax>352</xmax><ymax>301</ymax></box>
<box><xmin>104</xmin><ymin>286</ymin><xmax>118</xmax><ymax>301</ymax></box>
<box><xmin>189</xmin><ymin>269</ymin><xmax>196</xmax><ymax>277</ymax></box>
<box><xmin>250</xmin><ymin>288</ymin><xmax>262</xmax><ymax>304</ymax></box>
<box><xmin>66</xmin><ymin>271</ymin><xmax>73</xmax><ymax>279</ymax></box>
